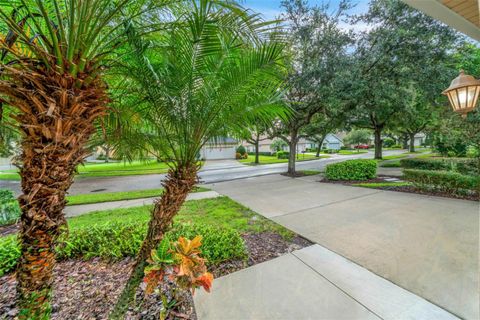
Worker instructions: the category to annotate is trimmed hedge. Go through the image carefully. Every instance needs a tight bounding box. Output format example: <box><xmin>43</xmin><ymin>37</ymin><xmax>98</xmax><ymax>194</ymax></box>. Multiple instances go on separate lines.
<box><xmin>0</xmin><ymin>221</ymin><xmax>246</xmax><ymax>276</ymax></box>
<box><xmin>325</xmin><ymin>159</ymin><xmax>377</xmax><ymax>181</ymax></box>
<box><xmin>403</xmin><ymin>169</ymin><xmax>480</xmax><ymax>196</ymax></box>
<box><xmin>400</xmin><ymin>158</ymin><xmax>479</xmax><ymax>176</ymax></box>
<box><xmin>276</xmin><ymin>151</ymin><xmax>290</xmax><ymax>159</ymax></box>
<box><xmin>0</xmin><ymin>189</ymin><xmax>21</xmax><ymax>226</ymax></box>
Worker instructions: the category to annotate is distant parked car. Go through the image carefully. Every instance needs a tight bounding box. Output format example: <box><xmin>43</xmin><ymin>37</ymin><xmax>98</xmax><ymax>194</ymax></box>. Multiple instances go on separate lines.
<box><xmin>354</xmin><ymin>144</ymin><xmax>370</xmax><ymax>149</ymax></box>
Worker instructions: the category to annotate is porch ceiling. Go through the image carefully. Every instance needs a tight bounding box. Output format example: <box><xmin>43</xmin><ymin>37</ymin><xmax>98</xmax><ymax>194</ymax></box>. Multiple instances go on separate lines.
<box><xmin>403</xmin><ymin>0</ymin><xmax>480</xmax><ymax>41</ymax></box>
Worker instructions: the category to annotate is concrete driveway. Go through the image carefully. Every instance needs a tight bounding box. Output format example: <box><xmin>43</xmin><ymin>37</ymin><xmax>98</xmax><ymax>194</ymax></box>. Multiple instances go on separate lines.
<box><xmin>207</xmin><ymin>174</ymin><xmax>479</xmax><ymax>320</ymax></box>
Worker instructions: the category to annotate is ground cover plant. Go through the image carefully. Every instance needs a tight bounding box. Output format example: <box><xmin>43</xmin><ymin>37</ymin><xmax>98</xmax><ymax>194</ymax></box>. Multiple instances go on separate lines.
<box><xmin>400</xmin><ymin>157</ymin><xmax>480</xmax><ymax>176</ymax></box>
<box><xmin>325</xmin><ymin>159</ymin><xmax>377</xmax><ymax>181</ymax></box>
<box><xmin>403</xmin><ymin>169</ymin><xmax>480</xmax><ymax>198</ymax></box>
<box><xmin>0</xmin><ymin>190</ymin><xmax>20</xmax><ymax>226</ymax></box>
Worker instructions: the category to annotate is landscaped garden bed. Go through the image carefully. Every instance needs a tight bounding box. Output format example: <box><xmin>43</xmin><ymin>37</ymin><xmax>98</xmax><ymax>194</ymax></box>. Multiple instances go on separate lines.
<box><xmin>0</xmin><ymin>197</ymin><xmax>311</xmax><ymax>319</ymax></box>
<box><xmin>319</xmin><ymin>158</ymin><xmax>479</xmax><ymax>201</ymax></box>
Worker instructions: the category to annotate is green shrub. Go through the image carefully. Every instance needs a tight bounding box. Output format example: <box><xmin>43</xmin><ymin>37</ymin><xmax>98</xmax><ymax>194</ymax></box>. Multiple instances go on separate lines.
<box><xmin>236</xmin><ymin>145</ymin><xmax>247</xmax><ymax>156</ymax></box>
<box><xmin>0</xmin><ymin>221</ymin><xmax>246</xmax><ymax>276</ymax></box>
<box><xmin>400</xmin><ymin>158</ymin><xmax>479</xmax><ymax>176</ymax></box>
<box><xmin>383</xmin><ymin>137</ymin><xmax>395</xmax><ymax>148</ymax></box>
<box><xmin>403</xmin><ymin>169</ymin><xmax>480</xmax><ymax>196</ymax></box>
<box><xmin>400</xmin><ymin>158</ymin><xmax>450</xmax><ymax>171</ymax></box>
<box><xmin>456</xmin><ymin>159</ymin><xmax>480</xmax><ymax>176</ymax></box>
<box><xmin>247</xmin><ymin>151</ymin><xmax>272</xmax><ymax>156</ymax></box>
<box><xmin>277</xmin><ymin>151</ymin><xmax>290</xmax><ymax>159</ymax></box>
<box><xmin>0</xmin><ymin>236</ymin><xmax>20</xmax><ymax>276</ymax></box>
<box><xmin>325</xmin><ymin>160</ymin><xmax>377</xmax><ymax>181</ymax></box>
<box><xmin>0</xmin><ymin>189</ymin><xmax>21</xmax><ymax>226</ymax></box>
<box><xmin>391</xmin><ymin>144</ymin><xmax>403</xmax><ymax>149</ymax></box>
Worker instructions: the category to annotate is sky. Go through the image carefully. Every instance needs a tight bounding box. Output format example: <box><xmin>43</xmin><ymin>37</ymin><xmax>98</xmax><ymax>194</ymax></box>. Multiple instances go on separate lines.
<box><xmin>242</xmin><ymin>0</ymin><xmax>370</xmax><ymax>21</ymax></box>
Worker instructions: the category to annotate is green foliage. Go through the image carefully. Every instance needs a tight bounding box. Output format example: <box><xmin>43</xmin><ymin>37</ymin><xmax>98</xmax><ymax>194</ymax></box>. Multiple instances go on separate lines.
<box><xmin>276</xmin><ymin>151</ymin><xmax>290</xmax><ymax>159</ymax></box>
<box><xmin>325</xmin><ymin>160</ymin><xmax>377</xmax><ymax>181</ymax></box>
<box><xmin>0</xmin><ymin>189</ymin><xmax>20</xmax><ymax>226</ymax></box>
<box><xmin>0</xmin><ymin>222</ymin><xmax>246</xmax><ymax>276</ymax></box>
<box><xmin>270</xmin><ymin>139</ymin><xmax>287</xmax><ymax>152</ymax></box>
<box><xmin>236</xmin><ymin>146</ymin><xmax>247</xmax><ymax>156</ymax></box>
<box><xmin>400</xmin><ymin>158</ymin><xmax>479</xmax><ymax>176</ymax></box>
<box><xmin>382</xmin><ymin>138</ymin><xmax>396</xmax><ymax>148</ymax></box>
<box><xmin>0</xmin><ymin>236</ymin><xmax>20</xmax><ymax>276</ymax></box>
<box><xmin>403</xmin><ymin>169</ymin><xmax>480</xmax><ymax>195</ymax></box>
<box><xmin>344</xmin><ymin>130</ymin><xmax>371</xmax><ymax>147</ymax></box>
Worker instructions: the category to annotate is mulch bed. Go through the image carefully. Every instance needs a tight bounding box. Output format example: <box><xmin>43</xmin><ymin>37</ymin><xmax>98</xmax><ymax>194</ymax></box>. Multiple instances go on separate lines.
<box><xmin>0</xmin><ymin>232</ymin><xmax>312</xmax><ymax>320</ymax></box>
<box><xmin>320</xmin><ymin>177</ymin><xmax>479</xmax><ymax>201</ymax></box>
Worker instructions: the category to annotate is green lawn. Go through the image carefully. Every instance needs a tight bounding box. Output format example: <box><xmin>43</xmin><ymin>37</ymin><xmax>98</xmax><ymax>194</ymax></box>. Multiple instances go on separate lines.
<box><xmin>65</xmin><ymin>186</ymin><xmax>209</xmax><ymax>206</ymax></box>
<box><xmin>381</xmin><ymin>154</ymin><xmax>410</xmax><ymax>160</ymax></box>
<box><xmin>239</xmin><ymin>154</ymin><xmax>329</xmax><ymax>165</ymax></box>
<box><xmin>298</xmin><ymin>170</ymin><xmax>322</xmax><ymax>176</ymax></box>
<box><xmin>337</xmin><ymin>150</ymin><xmax>368</xmax><ymax>155</ymax></box>
<box><xmin>68</xmin><ymin>196</ymin><xmax>293</xmax><ymax>238</ymax></box>
<box><xmin>0</xmin><ymin>160</ymin><xmax>172</xmax><ymax>181</ymax></box>
<box><xmin>352</xmin><ymin>182</ymin><xmax>411</xmax><ymax>188</ymax></box>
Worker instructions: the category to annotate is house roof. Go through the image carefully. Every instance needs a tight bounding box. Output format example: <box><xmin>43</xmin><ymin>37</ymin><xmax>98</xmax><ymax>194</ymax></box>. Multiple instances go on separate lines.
<box><xmin>402</xmin><ymin>0</ymin><xmax>480</xmax><ymax>41</ymax></box>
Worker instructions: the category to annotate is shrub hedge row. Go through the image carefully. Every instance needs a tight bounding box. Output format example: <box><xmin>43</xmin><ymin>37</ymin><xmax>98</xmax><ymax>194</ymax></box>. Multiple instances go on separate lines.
<box><xmin>0</xmin><ymin>221</ymin><xmax>246</xmax><ymax>276</ymax></box>
<box><xmin>403</xmin><ymin>169</ymin><xmax>480</xmax><ymax>196</ymax></box>
<box><xmin>400</xmin><ymin>158</ymin><xmax>479</xmax><ymax>176</ymax></box>
<box><xmin>325</xmin><ymin>159</ymin><xmax>377</xmax><ymax>181</ymax></box>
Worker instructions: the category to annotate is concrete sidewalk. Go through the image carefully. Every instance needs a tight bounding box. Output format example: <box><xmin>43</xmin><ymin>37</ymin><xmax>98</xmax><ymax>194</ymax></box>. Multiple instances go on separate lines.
<box><xmin>65</xmin><ymin>190</ymin><xmax>220</xmax><ymax>217</ymax></box>
<box><xmin>207</xmin><ymin>174</ymin><xmax>479</xmax><ymax>320</ymax></box>
<box><xmin>195</xmin><ymin>245</ymin><xmax>458</xmax><ymax>320</ymax></box>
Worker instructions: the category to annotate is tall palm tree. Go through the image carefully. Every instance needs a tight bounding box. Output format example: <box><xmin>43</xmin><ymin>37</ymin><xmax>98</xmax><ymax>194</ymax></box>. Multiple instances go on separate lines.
<box><xmin>109</xmin><ymin>1</ymin><xmax>288</xmax><ymax>316</ymax></box>
<box><xmin>0</xmin><ymin>1</ymin><xmax>141</xmax><ymax>317</ymax></box>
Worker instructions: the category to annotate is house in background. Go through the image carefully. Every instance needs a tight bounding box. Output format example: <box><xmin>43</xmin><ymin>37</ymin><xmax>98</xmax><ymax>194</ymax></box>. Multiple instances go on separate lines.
<box><xmin>242</xmin><ymin>134</ymin><xmax>344</xmax><ymax>153</ymax></box>
<box><xmin>322</xmin><ymin>134</ymin><xmax>344</xmax><ymax>150</ymax></box>
<box><xmin>200</xmin><ymin>137</ymin><xmax>238</xmax><ymax>160</ymax></box>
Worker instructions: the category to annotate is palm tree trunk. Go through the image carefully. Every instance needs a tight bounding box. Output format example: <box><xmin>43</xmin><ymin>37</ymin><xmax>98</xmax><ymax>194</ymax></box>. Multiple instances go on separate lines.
<box><xmin>16</xmin><ymin>151</ymin><xmax>75</xmax><ymax>318</ymax></box>
<box><xmin>111</xmin><ymin>165</ymin><xmax>198</xmax><ymax>319</ymax></box>
<box><xmin>0</xmin><ymin>65</ymin><xmax>107</xmax><ymax>319</ymax></box>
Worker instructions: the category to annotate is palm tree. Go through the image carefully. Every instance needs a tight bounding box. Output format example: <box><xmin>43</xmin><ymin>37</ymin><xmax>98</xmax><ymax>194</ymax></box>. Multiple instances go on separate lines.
<box><xmin>109</xmin><ymin>1</ymin><xmax>288</xmax><ymax>316</ymax></box>
<box><xmin>0</xmin><ymin>1</ymin><xmax>139</xmax><ymax>317</ymax></box>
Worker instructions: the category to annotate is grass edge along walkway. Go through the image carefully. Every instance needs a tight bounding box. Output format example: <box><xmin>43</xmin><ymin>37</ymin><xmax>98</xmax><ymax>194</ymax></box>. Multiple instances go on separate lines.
<box><xmin>66</xmin><ymin>187</ymin><xmax>210</xmax><ymax>206</ymax></box>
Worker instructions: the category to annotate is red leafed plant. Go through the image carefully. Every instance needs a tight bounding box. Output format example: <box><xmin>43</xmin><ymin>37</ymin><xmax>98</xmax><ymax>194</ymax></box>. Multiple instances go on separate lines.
<box><xmin>143</xmin><ymin>235</ymin><xmax>214</xmax><ymax>315</ymax></box>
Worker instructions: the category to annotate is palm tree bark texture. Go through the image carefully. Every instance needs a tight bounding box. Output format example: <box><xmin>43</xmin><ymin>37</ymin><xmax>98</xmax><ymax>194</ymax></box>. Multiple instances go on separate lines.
<box><xmin>0</xmin><ymin>62</ymin><xmax>107</xmax><ymax>318</ymax></box>
<box><xmin>110</xmin><ymin>164</ymin><xmax>198</xmax><ymax>319</ymax></box>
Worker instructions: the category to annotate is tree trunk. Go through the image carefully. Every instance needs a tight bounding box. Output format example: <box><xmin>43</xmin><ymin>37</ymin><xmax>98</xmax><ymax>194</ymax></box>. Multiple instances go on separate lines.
<box><xmin>2</xmin><ymin>64</ymin><xmax>108</xmax><ymax>319</ymax></box>
<box><xmin>374</xmin><ymin>128</ymin><xmax>383</xmax><ymax>160</ymax></box>
<box><xmin>110</xmin><ymin>165</ymin><xmax>198</xmax><ymax>319</ymax></box>
<box><xmin>254</xmin><ymin>138</ymin><xmax>260</xmax><ymax>164</ymax></box>
<box><xmin>409</xmin><ymin>133</ymin><xmax>416</xmax><ymax>153</ymax></box>
<box><xmin>402</xmin><ymin>133</ymin><xmax>409</xmax><ymax>149</ymax></box>
<box><xmin>315</xmin><ymin>136</ymin><xmax>325</xmax><ymax>157</ymax></box>
<box><xmin>287</xmin><ymin>130</ymin><xmax>298</xmax><ymax>176</ymax></box>
<box><xmin>104</xmin><ymin>145</ymin><xmax>110</xmax><ymax>163</ymax></box>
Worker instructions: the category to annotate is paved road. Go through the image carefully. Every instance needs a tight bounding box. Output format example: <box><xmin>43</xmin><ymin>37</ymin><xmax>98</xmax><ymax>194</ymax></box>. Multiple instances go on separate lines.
<box><xmin>0</xmin><ymin>150</ymin><xmax>404</xmax><ymax>195</ymax></box>
<box><xmin>207</xmin><ymin>174</ymin><xmax>479</xmax><ymax>320</ymax></box>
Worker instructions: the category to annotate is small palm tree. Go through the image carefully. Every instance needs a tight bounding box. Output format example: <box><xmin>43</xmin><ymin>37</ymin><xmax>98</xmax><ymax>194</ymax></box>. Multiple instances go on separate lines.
<box><xmin>0</xmin><ymin>1</ymin><xmax>138</xmax><ymax>317</ymax></box>
<box><xmin>109</xmin><ymin>1</ymin><xmax>288</xmax><ymax>316</ymax></box>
